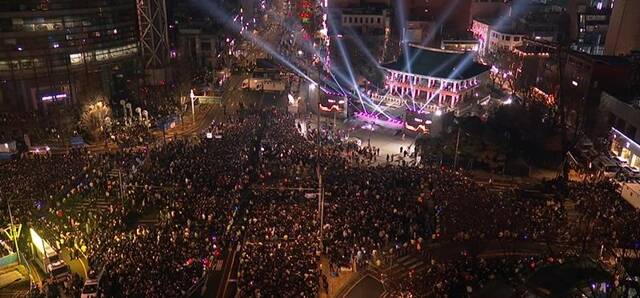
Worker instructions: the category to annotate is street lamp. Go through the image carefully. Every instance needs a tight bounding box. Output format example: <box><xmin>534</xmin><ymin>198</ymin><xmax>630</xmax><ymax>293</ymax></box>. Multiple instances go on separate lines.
<box><xmin>126</xmin><ymin>103</ymin><xmax>133</xmax><ymax>119</ymax></box>
<box><xmin>119</xmin><ymin>100</ymin><xmax>127</xmax><ymax>124</ymax></box>
<box><xmin>189</xmin><ymin>89</ymin><xmax>196</xmax><ymax>123</ymax></box>
<box><xmin>135</xmin><ymin>107</ymin><xmax>142</xmax><ymax>121</ymax></box>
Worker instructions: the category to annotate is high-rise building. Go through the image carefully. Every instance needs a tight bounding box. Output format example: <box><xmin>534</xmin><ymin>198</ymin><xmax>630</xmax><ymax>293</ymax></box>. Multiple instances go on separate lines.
<box><xmin>604</xmin><ymin>0</ymin><xmax>640</xmax><ymax>56</ymax></box>
<box><xmin>563</xmin><ymin>51</ymin><xmax>631</xmax><ymax>133</ymax></box>
<box><xmin>567</xmin><ymin>0</ymin><xmax>612</xmax><ymax>55</ymax></box>
<box><xmin>0</xmin><ymin>0</ymin><xmax>139</xmax><ymax>112</ymax></box>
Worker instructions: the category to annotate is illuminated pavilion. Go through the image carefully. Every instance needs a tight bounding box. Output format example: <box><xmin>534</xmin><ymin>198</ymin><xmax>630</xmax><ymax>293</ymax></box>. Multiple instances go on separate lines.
<box><xmin>380</xmin><ymin>45</ymin><xmax>490</xmax><ymax>111</ymax></box>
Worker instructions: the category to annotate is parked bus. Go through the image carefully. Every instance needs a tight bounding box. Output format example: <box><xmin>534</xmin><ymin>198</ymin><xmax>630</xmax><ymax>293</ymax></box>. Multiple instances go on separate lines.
<box><xmin>29</xmin><ymin>228</ymin><xmax>70</xmax><ymax>282</ymax></box>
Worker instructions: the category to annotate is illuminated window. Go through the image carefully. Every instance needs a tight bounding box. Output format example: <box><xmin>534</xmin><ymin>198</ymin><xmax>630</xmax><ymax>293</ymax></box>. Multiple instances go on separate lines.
<box><xmin>69</xmin><ymin>53</ymin><xmax>82</xmax><ymax>64</ymax></box>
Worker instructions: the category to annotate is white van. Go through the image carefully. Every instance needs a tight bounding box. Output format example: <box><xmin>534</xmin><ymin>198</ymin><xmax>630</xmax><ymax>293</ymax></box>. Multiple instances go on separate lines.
<box><xmin>44</xmin><ymin>247</ymin><xmax>71</xmax><ymax>282</ymax></box>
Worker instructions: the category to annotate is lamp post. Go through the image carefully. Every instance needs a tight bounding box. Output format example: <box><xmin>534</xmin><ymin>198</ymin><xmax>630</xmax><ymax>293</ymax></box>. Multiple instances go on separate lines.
<box><xmin>126</xmin><ymin>103</ymin><xmax>133</xmax><ymax>119</ymax></box>
<box><xmin>453</xmin><ymin>126</ymin><xmax>461</xmax><ymax>169</ymax></box>
<box><xmin>6</xmin><ymin>199</ymin><xmax>20</xmax><ymax>267</ymax></box>
<box><xmin>6</xmin><ymin>199</ymin><xmax>34</xmax><ymax>294</ymax></box>
<box><xmin>189</xmin><ymin>89</ymin><xmax>196</xmax><ymax>123</ymax></box>
<box><xmin>119</xmin><ymin>100</ymin><xmax>126</xmax><ymax>121</ymax></box>
<box><xmin>368</xmin><ymin>122</ymin><xmax>373</xmax><ymax>147</ymax></box>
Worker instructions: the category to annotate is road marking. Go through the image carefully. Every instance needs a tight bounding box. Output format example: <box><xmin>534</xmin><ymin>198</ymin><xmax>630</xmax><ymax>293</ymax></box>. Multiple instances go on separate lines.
<box><xmin>214</xmin><ymin>260</ymin><xmax>224</xmax><ymax>271</ymax></box>
<box><xmin>219</xmin><ymin>248</ymin><xmax>238</xmax><ymax>298</ymax></box>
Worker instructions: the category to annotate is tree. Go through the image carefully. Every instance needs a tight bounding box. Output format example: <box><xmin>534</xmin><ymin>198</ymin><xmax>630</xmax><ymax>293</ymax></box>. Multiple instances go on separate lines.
<box><xmin>486</xmin><ymin>49</ymin><xmax>523</xmax><ymax>95</ymax></box>
<box><xmin>80</xmin><ymin>95</ymin><xmax>111</xmax><ymax>142</ymax></box>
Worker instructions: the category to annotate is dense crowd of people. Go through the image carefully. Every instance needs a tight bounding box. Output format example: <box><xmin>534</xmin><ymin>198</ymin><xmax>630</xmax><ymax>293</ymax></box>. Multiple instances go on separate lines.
<box><xmin>2</xmin><ymin>105</ymin><xmax>639</xmax><ymax>297</ymax></box>
<box><xmin>570</xmin><ymin>181</ymin><xmax>640</xmax><ymax>248</ymax></box>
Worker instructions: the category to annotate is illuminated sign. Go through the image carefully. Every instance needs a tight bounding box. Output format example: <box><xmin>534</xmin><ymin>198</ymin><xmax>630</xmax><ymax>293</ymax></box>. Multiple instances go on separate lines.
<box><xmin>320</xmin><ymin>94</ymin><xmax>347</xmax><ymax>112</ymax></box>
<box><xmin>405</xmin><ymin>109</ymin><xmax>432</xmax><ymax>133</ymax></box>
<box><xmin>41</xmin><ymin>94</ymin><xmax>67</xmax><ymax>101</ymax></box>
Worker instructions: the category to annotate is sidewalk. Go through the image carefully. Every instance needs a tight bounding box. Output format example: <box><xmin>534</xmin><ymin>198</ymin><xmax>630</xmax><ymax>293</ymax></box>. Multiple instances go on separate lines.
<box><xmin>60</xmin><ymin>248</ymin><xmax>88</xmax><ymax>279</ymax></box>
<box><xmin>0</xmin><ymin>265</ymin><xmax>29</xmax><ymax>289</ymax></box>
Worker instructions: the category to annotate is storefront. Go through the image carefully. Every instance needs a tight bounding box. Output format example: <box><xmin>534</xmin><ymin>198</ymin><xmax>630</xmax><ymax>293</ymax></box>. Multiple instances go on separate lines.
<box><xmin>610</xmin><ymin>127</ymin><xmax>640</xmax><ymax>169</ymax></box>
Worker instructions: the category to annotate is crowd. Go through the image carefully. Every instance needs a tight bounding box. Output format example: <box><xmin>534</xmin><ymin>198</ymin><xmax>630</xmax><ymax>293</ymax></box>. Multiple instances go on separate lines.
<box><xmin>570</xmin><ymin>181</ymin><xmax>640</xmax><ymax>248</ymax></box>
<box><xmin>2</xmin><ymin>103</ymin><xmax>638</xmax><ymax>297</ymax></box>
<box><xmin>238</xmin><ymin>190</ymin><xmax>320</xmax><ymax>297</ymax></box>
<box><xmin>1</xmin><ymin>110</ymin><xmax>262</xmax><ymax>296</ymax></box>
<box><xmin>108</xmin><ymin>121</ymin><xmax>155</xmax><ymax>148</ymax></box>
<box><xmin>388</xmin><ymin>254</ymin><xmax>561</xmax><ymax>297</ymax></box>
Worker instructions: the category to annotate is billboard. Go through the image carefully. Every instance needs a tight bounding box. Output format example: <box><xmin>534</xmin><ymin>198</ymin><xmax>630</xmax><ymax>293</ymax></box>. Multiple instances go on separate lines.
<box><xmin>405</xmin><ymin>109</ymin><xmax>433</xmax><ymax>133</ymax></box>
<box><xmin>319</xmin><ymin>93</ymin><xmax>346</xmax><ymax>113</ymax></box>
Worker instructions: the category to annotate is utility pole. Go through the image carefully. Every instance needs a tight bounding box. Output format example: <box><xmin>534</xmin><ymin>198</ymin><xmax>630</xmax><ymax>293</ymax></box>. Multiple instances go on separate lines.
<box><xmin>453</xmin><ymin>126</ymin><xmax>461</xmax><ymax>169</ymax></box>
<box><xmin>119</xmin><ymin>170</ymin><xmax>124</xmax><ymax>204</ymax></box>
<box><xmin>6</xmin><ymin>199</ymin><xmax>21</xmax><ymax>267</ymax></box>
<box><xmin>333</xmin><ymin>109</ymin><xmax>337</xmax><ymax>134</ymax></box>
<box><xmin>189</xmin><ymin>89</ymin><xmax>196</xmax><ymax>124</ymax></box>
<box><xmin>6</xmin><ymin>198</ymin><xmax>33</xmax><ymax>294</ymax></box>
<box><xmin>316</xmin><ymin>164</ymin><xmax>324</xmax><ymax>250</ymax></box>
<box><xmin>317</xmin><ymin>102</ymin><xmax>321</xmax><ymax>147</ymax></box>
<box><xmin>368</xmin><ymin>123</ymin><xmax>372</xmax><ymax>147</ymax></box>
<box><xmin>315</xmin><ymin>47</ymin><xmax>324</xmax><ymax>251</ymax></box>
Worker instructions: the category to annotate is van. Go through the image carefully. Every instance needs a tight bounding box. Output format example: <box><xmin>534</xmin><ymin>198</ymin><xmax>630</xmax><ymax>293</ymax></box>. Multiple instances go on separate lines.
<box><xmin>48</xmin><ymin>260</ymin><xmax>70</xmax><ymax>282</ymax></box>
<box><xmin>45</xmin><ymin>247</ymin><xmax>70</xmax><ymax>282</ymax></box>
<box><xmin>81</xmin><ymin>268</ymin><xmax>105</xmax><ymax>298</ymax></box>
<box><xmin>594</xmin><ymin>156</ymin><xmax>619</xmax><ymax>177</ymax></box>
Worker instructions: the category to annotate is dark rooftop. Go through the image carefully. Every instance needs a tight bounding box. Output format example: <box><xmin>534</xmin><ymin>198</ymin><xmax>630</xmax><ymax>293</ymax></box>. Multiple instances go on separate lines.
<box><xmin>588</xmin><ymin>54</ymin><xmax>631</xmax><ymax>65</ymax></box>
<box><xmin>381</xmin><ymin>45</ymin><xmax>490</xmax><ymax>80</ymax></box>
<box><xmin>603</xmin><ymin>90</ymin><xmax>640</xmax><ymax>105</ymax></box>
<box><xmin>473</xmin><ymin>17</ymin><xmax>525</xmax><ymax>35</ymax></box>
<box><xmin>514</xmin><ymin>44</ymin><xmax>553</xmax><ymax>54</ymax></box>
<box><xmin>255</xmin><ymin>59</ymin><xmax>280</xmax><ymax>71</ymax></box>
<box><xmin>568</xmin><ymin>51</ymin><xmax>632</xmax><ymax>66</ymax></box>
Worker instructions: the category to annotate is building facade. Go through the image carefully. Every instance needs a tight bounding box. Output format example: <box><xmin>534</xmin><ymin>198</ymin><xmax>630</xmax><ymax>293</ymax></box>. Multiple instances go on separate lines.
<box><xmin>177</xmin><ymin>28</ymin><xmax>222</xmax><ymax>70</ymax></box>
<box><xmin>563</xmin><ymin>52</ymin><xmax>632</xmax><ymax>133</ymax></box>
<box><xmin>339</xmin><ymin>6</ymin><xmax>391</xmax><ymax>35</ymax></box>
<box><xmin>471</xmin><ymin>18</ymin><xmax>524</xmax><ymax>55</ymax></box>
<box><xmin>604</xmin><ymin>0</ymin><xmax>640</xmax><ymax>56</ymax></box>
<box><xmin>0</xmin><ymin>0</ymin><xmax>139</xmax><ymax>112</ymax></box>
<box><xmin>568</xmin><ymin>0</ymin><xmax>612</xmax><ymax>55</ymax></box>
<box><xmin>600</xmin><ymin>91</ymin><xmax>640</xmax><ymax>170</ymax></box>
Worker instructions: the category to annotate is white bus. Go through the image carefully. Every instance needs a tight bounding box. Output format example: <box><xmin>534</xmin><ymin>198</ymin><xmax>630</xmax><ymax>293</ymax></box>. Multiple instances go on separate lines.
<box><xmin>30</xmin><ymin>228</ymin><xmax>70</xmax><ymax>282</ymax></box>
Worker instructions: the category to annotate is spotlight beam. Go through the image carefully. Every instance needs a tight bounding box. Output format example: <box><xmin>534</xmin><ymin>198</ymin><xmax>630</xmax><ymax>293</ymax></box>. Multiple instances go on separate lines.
<box><xmin>191</xmin><ymin>0</ymin><xmax>390</xmax><ymax>117</ymax></box>
<box><xmin>407</xmin><ymin>0</ymin><xmax>463</xmax><ymax>65</ymax></box>
<box><xmin>190</xmin><ymin>0</ymin><xmax>318</xmax><ymax>85</ymax></box>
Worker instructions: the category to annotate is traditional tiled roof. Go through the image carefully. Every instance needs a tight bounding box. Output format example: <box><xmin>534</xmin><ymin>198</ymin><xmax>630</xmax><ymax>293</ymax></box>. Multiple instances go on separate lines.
<box><xmin>381</xmin><ymin>45</ymin><xmax>490</xmax><ymax>80</ymax></box>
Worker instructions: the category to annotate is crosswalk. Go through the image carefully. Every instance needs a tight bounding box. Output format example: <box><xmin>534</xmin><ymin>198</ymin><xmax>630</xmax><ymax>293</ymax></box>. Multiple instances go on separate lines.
<box><xmin>74</xmin><ymin>197</ymin><xmax>112</xmax><ymax>213</ymax></box>
<box><xmin>136</xmin><ymin>216</ymin><xmax>159</xmax><ymax>226</ymax></box>
<box><xmin>373</xmin><ymin>253</ymin><xmax>428</xmax><ymax>296</ymax></box>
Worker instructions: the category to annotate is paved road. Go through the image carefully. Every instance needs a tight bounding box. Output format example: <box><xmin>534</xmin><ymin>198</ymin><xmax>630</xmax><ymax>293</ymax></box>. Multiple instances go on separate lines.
<box><xmin>345</xmin><ymin>275</ymin><xmax>385</xmax><ymax>298</ymax></box>
<box><xmin>201</xmin><ymin>102</ymin><xmax>267</xmax><ymax>298</ymax></box>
